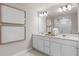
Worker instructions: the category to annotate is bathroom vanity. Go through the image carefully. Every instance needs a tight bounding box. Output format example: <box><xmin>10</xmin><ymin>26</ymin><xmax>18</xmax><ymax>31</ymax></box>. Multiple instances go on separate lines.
<box><xmin>32</xmin><ymin>34</ymin><xmax>79</xmax><ymax>56</ymax></box>
<box><xmin>32</xmin><ymin>3</ymin><xmax>79</xmax><ymax>56</ymax></box>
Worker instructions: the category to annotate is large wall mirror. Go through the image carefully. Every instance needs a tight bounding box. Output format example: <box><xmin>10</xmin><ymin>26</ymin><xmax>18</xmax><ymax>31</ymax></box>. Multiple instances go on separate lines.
<box><xmin>44</xmin><ymin>3</ymin><xmax>78</xmax><ymax>34</ymax></box>
<box><xmin>54</xmin><ymin>16</ymin><xmax>72</xmax><ymax>34</ymax></box>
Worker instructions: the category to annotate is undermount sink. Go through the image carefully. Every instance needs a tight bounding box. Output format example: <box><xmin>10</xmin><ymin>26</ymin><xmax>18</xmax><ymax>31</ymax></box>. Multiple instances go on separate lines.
<box><xmin>62</xmin><ymin>34</ymin><xmax>67</xmax><ymax>37</ymax></box>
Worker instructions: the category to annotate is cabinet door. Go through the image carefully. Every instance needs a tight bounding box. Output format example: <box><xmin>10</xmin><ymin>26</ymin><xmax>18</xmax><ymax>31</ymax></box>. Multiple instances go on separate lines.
<box><xmin>38</xmin><ymin>39</ymin><xmax>44</xmax><ymax>52</ymax></box>
<box><xmin>50</xmin><ymin>42</ymin><xmax>61</xmax><ymax>56</ymax></box>
<box><xmin>61</xmin><ymin>45</ymin><xmax>77</xmax><ymax>56</ymax></box>
<box><xmin>77</xmin><ymin>48</ymin><xmax>79</xmax><ymax>56</ymax></box>
<box><xmin>78</xmin><ymin>7</ymin><xmax>79</xmax><ymax>32</ymax></box>
<box><xmin>32</xmin><ymin>36</ymin><xmax>38</xmax><ymax>49</ymax></box>
<box><xmin>44</xmin><ymin>40</ymin><xmax>50</xmax><ymax>47</ymax></box>
<box><xmin>44</xmin><ymin>47</ymin><xmax>50</xmax><ymax>55</ymax></box>
<box><xmin>44</xmin><ymin>39</ymin><xmax>50</xmax><ymax>55</ymax></box>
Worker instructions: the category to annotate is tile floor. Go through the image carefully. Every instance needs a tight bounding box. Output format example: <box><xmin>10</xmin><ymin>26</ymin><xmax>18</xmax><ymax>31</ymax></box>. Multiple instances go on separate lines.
<box><xmin>19</xmin><ymin>49</ymin><xmax>46</xmax><ymax>56</ymax></box>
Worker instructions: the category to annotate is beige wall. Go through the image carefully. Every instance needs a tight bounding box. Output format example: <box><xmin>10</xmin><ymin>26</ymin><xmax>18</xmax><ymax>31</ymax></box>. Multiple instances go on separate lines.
<box><xmin>38</xmin><ymin>16</ymin><xmax>46</xmax><ymax>34</ymax></box>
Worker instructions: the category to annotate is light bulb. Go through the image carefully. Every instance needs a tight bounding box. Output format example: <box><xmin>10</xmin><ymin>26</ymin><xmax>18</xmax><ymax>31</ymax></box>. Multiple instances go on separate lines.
<box><xmin>67</xmin><ymin>5</ymin><xmax>72</xmax><ymax>10</ymax></box>
<box><xmin>44</xmin><ymin>12</ymin><xmax>47</xmax><ymax>16</ymax></box>
<box><xmin>39</xmin><ymin>13</ymin><xmax>43</xmax><ymax>16</ymax></box>
<box><xmin>58</xmin><ymin>7</ymin><xmax>63</xmax><ymax>12</ymax></box>
<box><xmin>63</xmin><ymin>6</ymin><xmax>66</xmax><ymax>11</ymax></box>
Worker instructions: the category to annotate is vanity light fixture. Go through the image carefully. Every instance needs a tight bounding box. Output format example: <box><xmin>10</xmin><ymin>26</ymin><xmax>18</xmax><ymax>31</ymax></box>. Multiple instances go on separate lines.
<box><xmin>39</xmin><ymin>11</ymin><xmax>47</xmax><ymax>16</ymax></box>
<box><xmin>58</xmin><ymin>7</ymin><xmax>63</xmax><ymax>12</ymax></box>
<box><xmin>58</xmin><ymin>4</ymin><xmax>72</xmax><ymax>12</ymax></box>
<box><xmin>44</xmin><ymin>11</ymin><xmax>47</xmax><ymax>16</ymax></box>
<box><xmin>67</xmin><ymin>4</ymin><xmax>72</xmax><ymax>10</ymax></box>
<box><xmin>62</xmin><ymin>6</ymin><xmax>67</xmax><ymax>11</ymax></box>
<box><xmin>39</xmin><ymin>13</ymin><xmax>43</xmax><ymax>16</ymax></box>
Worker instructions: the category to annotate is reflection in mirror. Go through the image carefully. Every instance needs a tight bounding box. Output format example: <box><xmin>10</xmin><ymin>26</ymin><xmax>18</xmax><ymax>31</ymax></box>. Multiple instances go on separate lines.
<box><xmin>45</xmin><ymin>3</ymin><xmax>78</xmax><ymax>34</ymax></box>
<box><xmin>54</xmin><ymin>17</ymin><xmax>71</xmax><ymax>34</ymax></box>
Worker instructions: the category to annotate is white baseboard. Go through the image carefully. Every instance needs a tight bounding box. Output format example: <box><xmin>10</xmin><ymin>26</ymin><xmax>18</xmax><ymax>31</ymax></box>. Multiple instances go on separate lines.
<box><xmin>12</xmin><ymin>48</ymin><xmax>32</xmax><ymax>56</ymax></box>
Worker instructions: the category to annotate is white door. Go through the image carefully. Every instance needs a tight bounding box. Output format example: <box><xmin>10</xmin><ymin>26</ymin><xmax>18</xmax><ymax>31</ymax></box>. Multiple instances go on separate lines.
<box><xmin>32</xmin><ymin>36</ymin><xmax>38</xmax><ymax>49</ymax></box>
<box><xmin>61</xmin><ymin>45</ymin><xmax>77</xmax><ymax>56</ymax></box>
<box><xmin>50</xmin><ymin>42</ymin><xmax>61</xmax><ymax>56</ymax></box>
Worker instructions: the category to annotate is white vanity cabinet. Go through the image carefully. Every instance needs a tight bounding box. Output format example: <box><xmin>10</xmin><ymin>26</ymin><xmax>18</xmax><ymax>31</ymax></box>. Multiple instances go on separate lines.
<box><xmin>32</xmin><ymin>34</ymin><xmax>78</xmax><ymax>56</ymax></box>
<box><xmin>61</xmin><ymin>45</ymin><xmax>77</xmax><ymax>56</ymax></box>
<box><xmin>32</xmin><ymin>35</ymin><xmax>44</xmax><ymax>52</ymax></box>
<box><xmin>50</xmin><ymin>38</ymin><xmax>77</xmax><ymax>56</ymax></box>
<box><xmin>32</xmin><ymin>35</ymin><xmax>50</xmax><ymax>55</ymax></box>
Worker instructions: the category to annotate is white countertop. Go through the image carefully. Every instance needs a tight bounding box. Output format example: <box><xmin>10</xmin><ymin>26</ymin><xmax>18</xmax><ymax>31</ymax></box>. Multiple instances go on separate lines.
<box><xmin>54</xmin><ymin>35</ymin><xmax>78</xmax><ymax>41</ymax></box>
<box><xmin>33</xmin><ymin>33</ymin><xmax>79</xmax><ymax>41</ymax></box>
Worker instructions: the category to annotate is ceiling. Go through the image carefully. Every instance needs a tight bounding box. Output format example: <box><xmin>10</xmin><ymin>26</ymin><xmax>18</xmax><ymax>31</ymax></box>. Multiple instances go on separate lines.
<box><xmin>5</xmin><ymin>3</ymin><xmax>69</xmax><ymax>11</ymax></box>
<box><xmin>46</xmin><ymin>3</ymin><xmax>78</xmax><ymax>18</ymax></box>
<box><xmin>22</xmin><ymin>3</ymin><xmax>60</xmax><ymax>11</ymax></box>
<box><xmin>5</xmin><ymin>3</ymin><xmax>78</xmax><ymax>16</ymax></box>
<box><xmin>16</xmin><ymin>3</ymin><xmax>78</xmax><ymax>17</ymax></box>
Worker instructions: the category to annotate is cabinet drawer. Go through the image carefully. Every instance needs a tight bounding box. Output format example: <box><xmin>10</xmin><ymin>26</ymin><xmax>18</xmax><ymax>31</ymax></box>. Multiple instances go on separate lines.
<box><xmin>50</xmin><ymin>38</ymin><xmax>77</xmax><ymax>47</ymax></box>
<box><xmin>44</xmin><ymin>40</ymin><xmax>50</xmax><ymax>47</ymax></box>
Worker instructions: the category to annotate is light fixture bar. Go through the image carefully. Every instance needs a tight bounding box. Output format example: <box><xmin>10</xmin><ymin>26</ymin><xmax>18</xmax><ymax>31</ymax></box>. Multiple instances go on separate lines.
<box><xmin>58</xmin><ymin>4</ymin><xmax>72</xmax><ymax>12</ymax></box>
